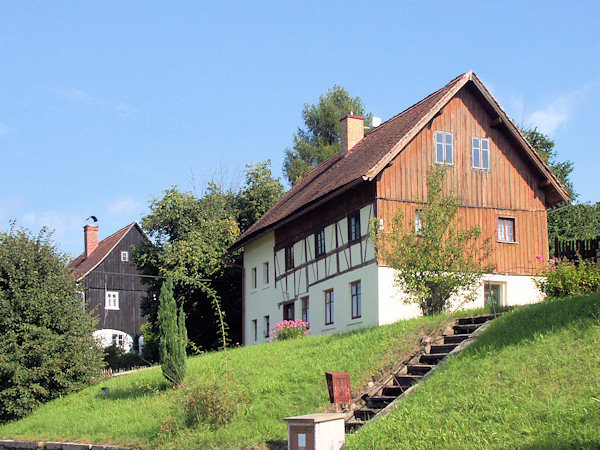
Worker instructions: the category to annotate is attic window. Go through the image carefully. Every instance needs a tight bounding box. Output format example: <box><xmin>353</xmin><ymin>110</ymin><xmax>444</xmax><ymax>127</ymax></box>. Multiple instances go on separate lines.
<box><xmin>105</xmin><ymin>291</ymin><xmax>119</xmax><ymax>310</ymax></box>
<box><xmin>472</xmin><ymin>137</ymin><xmax>490</xmax><ymax>170</ymax></box>
<box><xmin>434</xmin><ymin>131</ymin><xmax>453</xmax><ymax>165</ymax></box>
<box><xmin>121</xmin><ymin>251</ymin><xmax>129</xmax><ymax>262</ymax></box>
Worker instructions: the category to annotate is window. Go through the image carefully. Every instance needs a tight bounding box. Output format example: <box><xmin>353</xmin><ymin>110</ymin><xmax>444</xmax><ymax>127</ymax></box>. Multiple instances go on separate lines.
<box><xmin>472</xmin><ymin>137</ymin><xmax>490</xmax><ymax>170</ymax></box>
<box><xmin>283</xmin><ymin>302</ymin><xmax>295</xmax><ymax>321</ymax></box>
<box><xmin>325</xmin><ymin>289</ymin><xmax>334</xmax><ymax>325</ymax></box>
<box><xmin>285</xmin><ymin>244</ymin><xmax>294</xmax><ymax>270</ymax></box>
<box><xmin>315</xmin><ymin>228</ymin><xmax>326</xmax><ymax>257</ymax></box>
<box><xmin>251</xmin><ymin>267</ymin><xmax>257</xmax><ymax>289</ymax></box>
<box><xmin>484</xmin><ymin>283</ymin><xmax>503</xmax><ymax>309</ymax></box>
<box><xmin>121</xmin><ymin>251</ymin><xmax>129</xmax><ymax>262</ymax></box>
<box><xmin>262</xmin><ymin>262</ymin><xmax>269</xmax><ymax>285</ymax></box>
<box><xmin>252</xmin><ymin>319</ymin><xmax>257</xmax><ymax>341</ymax></box>
<box><xmin>434</xmin><ymin>131</ymin><xmax>453</xmax><ymax>164</ymax></box>
<box><xmin>301</xmin><ymin>296</ymin><xmax>309</xmax><ymax>326</ymax></box>
<box><xmin>263</xmin><ymin>315</ymin><xmax>270</xmax><ymax>338</ymax></box>
<box><xmin>112</xmin><ymin>333</ymin><xmax>125</xmax><ymax>348</ymax></box>
<box><xmin>351</xmin><ymin>281</ymin><xmax>361</xmax><ymax>319</ymax></box>
<box><xmin>348</xmin><ymin>211</ymin><xmax>361</xmax><ymax>242</ymax></box>
<box><xmin>497</xmin><ymin>218</ymin><xmax>516</xmax><ymax>242</ymax></box>
<box><xmin>414</xmin><ymin>210</ymin><xmax>423</xmax><ymax>236</ymax></box>
<box><xmin>105</xmin><ymin>291</ymin><xmax>119</xmax><ymax>310</ymax></box>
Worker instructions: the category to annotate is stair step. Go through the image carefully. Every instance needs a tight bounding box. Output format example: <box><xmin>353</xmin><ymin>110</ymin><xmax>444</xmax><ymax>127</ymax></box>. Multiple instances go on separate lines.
<box><xmin>365</xmin><ymin>395</ymin><xmax>397</xmax><ymax>409</ymax></box>
<box><xmin>430</xmin><ymin>343</ymin><xmax>458</xmax><ymax>354</ymax></box>
<box><xmin>457</xmin><ymin>315</ymin><xmax>495</xmax><ymax>325</ymax></box>
<box><xmin>345</xmin><ymin>420</ymin><xmax>364</xmax><ymax>432</ymax></box>
<box><xmin>420</xmin><ymin>353</ymin><xmax>447</xmax><ymax>365</ymax></box>
<box><xmin>453</xmin><ymin>323</ymin><xmax>480</xmax><ymax>334</ymax></box>
<box><xmin>393</xmin><ymin>374</ymin><xmax>423</xmax><ymax>387</ymax></box>
<box><xmin>406</xmin><ymin>364</ymin><xmax>435</xmax><ymax>375</ymax></box>
<box><xmin>444</xmin><ymin>334</ymin><xmax>470</xmax><ymax>344</ymax></box>
<box><xmin>382</xmin><ymin>385</ymin><xmax>408</xmax><ymax>396</ymax></box>
<box><xmin>354</xmin><ymin>408</ymin><xmax>379</xmax><ymax>421</ymax></box>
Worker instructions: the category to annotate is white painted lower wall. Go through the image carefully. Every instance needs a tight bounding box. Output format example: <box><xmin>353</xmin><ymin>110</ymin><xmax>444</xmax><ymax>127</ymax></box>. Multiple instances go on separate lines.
<box><xmin>93</xmin><ymin>328</ymin><xmax>134</xmax><ymax>353</ymax></box>
<box><xmin>377</xmin><ymin>266</ymin><xmax>544</xmax><ymax>322</ymax></box>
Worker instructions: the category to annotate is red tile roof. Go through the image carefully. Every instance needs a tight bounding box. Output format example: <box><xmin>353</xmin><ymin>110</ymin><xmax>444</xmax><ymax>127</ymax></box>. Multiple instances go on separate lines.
<box><xmin>69</xmin><ymin>222</ymin><xmax>138</xmax><ymax>280</ymax></box>
<box><xmin>230</xmin><ymin>72</ymin><xmax>569</xmax><ymax>251</ymax></box>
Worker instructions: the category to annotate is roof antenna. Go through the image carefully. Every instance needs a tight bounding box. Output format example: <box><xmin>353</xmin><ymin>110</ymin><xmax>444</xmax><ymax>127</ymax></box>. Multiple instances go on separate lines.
<box><xmin>86</xmin><ymin>216</ymin><xmax>98</xmax><ymax>222</ymax></box>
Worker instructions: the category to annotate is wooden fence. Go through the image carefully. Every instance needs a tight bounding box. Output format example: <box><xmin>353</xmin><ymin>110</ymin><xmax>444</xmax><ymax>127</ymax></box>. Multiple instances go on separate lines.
<box><xmin>554</xmin><ymin>236</ymin><xmax>600</xmax><ymax>261</ymax></box>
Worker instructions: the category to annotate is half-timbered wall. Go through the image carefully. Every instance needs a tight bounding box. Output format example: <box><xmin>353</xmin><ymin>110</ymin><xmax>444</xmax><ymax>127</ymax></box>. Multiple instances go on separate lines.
<box><xmin>376</xmin><ymin>85</ymin><xmax>550</xmax><ymax>275</ymax></box>
<box><xmin>244</xmin><ymin>201</ymin><xmax>379</xmax><ymax>344</ymax></box>
<box><xmin>82</xmin><ymin>227</ymin><xmax>148</xmax><ymax>348</ymax></box>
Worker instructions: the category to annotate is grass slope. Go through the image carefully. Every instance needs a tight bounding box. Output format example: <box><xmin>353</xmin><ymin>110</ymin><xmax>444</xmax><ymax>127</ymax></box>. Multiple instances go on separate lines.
<box><xmin>346</xmin><ymin>293</ymin><xmax>600</xmax><ymax>449</ymax></box>
<box><xmin>0</xmin><ymin>314</ymin><xmax>442</xmax><ymax>449</ymax></box>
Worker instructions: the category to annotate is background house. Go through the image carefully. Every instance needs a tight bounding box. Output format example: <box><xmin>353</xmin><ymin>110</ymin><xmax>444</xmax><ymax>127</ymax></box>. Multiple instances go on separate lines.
<box><xmin>230</xmin><ymin>71</ymin><xmax>570</xmax><ymax>345</ymax></box>
<box><xmin>69</xmin><ymin>222</ymin><xmax>150</xmax><ymax>353</ymax></box>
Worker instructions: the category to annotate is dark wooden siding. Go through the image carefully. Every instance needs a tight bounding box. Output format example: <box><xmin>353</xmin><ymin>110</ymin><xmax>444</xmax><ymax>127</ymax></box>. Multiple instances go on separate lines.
<box><xmin>82</xmin><ymin>226</ymin><xmax>148</xmax><ymax>339</ymax></box>
<box><xmin>274</xmin><ymin>182</ymin><xmax>376</xmax><ymax>250</ymax></box>
<box><xmin>376</xmin><ymin>86</ymin><xmax>550</xmax><ymax>274</ymax></box>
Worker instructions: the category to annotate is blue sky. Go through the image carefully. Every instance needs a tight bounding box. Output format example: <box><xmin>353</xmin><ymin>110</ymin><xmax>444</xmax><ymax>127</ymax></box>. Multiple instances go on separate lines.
<box><xmin>1</xmin><ymin>1</ymin><xmax>599</xmax><ymax>256</ymax></box>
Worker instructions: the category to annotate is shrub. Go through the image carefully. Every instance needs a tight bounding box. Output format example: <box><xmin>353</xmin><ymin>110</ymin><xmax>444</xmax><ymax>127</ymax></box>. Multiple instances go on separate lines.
<box><xmin>536</xmin><ymin>256</ymin><xmax>600</xmax><ymax>297</ymax></box>
<box><xmin>158</xmin><ymin>276</ymin><xmax>187</xmax><ymax>385</ymax></box>
<box><xmin>269</xmin><ymin>319</ymin><xmax>309</xmax><ymax>342</ymax></box>
<box><xmin>103</xmin><ymin>345</ymin><xmax>146</xmax><ymax>371</ymax></box>
<box><xmin>181</xmin><ymin>382</ymin><xmax>238</xmax><ymax>428</ymax></box>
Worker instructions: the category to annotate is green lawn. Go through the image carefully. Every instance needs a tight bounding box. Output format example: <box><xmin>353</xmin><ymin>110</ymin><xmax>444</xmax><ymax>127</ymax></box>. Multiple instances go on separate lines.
<box><xmin>346</xmin><ymin>293</ymin><xmax>600</xmax><ymax>449</ymax></box>
<box><xmin>0</xmin><ymin>314</ymin><xmax>442</xmax><ymax>449</ymax></box>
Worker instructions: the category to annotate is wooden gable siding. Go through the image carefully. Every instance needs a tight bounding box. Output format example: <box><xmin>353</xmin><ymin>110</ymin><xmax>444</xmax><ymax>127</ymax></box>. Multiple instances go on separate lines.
<box><xmin>274</xmin><ymin>182</ymin><xmax>376</xmax><ymax>251</ymax></box>
<box><xmin>376</xmin><ymin>86</ymin><xmax>550</xmax><ymax>274</ymax></box>
<box><xmin>83</xmin><ymin>226</ymin><xmax>148</xmax><ymax>338</ymax></box>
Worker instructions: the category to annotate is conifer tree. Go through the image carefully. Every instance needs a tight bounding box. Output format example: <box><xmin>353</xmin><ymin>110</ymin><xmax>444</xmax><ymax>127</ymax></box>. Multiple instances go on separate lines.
<box><xmin>158</xmin><ymin>276</ymin><xmax>187</xmax><ymax>385</ymax></box>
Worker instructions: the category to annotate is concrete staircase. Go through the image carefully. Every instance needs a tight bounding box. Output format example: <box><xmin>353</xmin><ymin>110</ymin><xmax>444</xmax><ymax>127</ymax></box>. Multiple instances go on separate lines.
<box><xmin>345</xmin><ymin>314</ymin><xmax>498</xmax><ymax>431</ymax></box>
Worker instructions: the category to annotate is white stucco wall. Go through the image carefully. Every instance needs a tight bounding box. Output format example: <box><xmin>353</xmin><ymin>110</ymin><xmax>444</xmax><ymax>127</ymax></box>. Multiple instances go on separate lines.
<box><xmin>378</xmin><ymin>266</ymin><xmax>544</xmax><ymax>322</ymax></box>
<box><xmin>93</xmin><ymin>328</ymin><xmax>134</xmax><ymax>353</ymax></box>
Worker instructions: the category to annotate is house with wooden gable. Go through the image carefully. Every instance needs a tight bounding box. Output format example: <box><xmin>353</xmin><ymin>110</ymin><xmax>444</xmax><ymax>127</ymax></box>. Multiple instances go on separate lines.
<box><xmin>229</xmin><ymin>71</ymin><xmax>570</xmax><ymax>345</ymax></box>
<box><xmin>69</xmin><ymin>222</ymin><xmax>151</xmax><ymax>353</ymax></box>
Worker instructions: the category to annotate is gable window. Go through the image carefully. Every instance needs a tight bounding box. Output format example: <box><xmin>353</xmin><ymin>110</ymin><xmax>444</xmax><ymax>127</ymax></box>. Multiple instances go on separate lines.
<box><xmin>283</xmin><ymin>302</ymin><xmax>295</xmax><ymax>321</ymax></box>
<box><xmin>434</xmin><ymin>131</ymin><xmax>453</xmax><ymax>165</ymax></box>
<box><xmin>351</xmin><ymin>281</ymin><xmax>361</xmax><ymax>319</ymax></box>
<box><xmin>325</xmin><ymin>289</ymin><xmax>334</xmax><ymax>325</ymax></box>
<box><xmin>251</xmin><ymin>267</ymin><xmax>257</xmax><ymax>289</ymax></box>
<box><xmin>262</xmin><ymin>262</ymin><xmax>269</xmax><ymax>285</ymax></box>
<box><xmin>105</xmin><ymin>291</ymin><xmax>119</xmax><ymax>310</ymax></box>
<box><xmin>263</xmin><ymin>315</ymin><xmax>270</xmax><ymax>338</ymax></box>
<box><xmin>301</xmin><ymin>296</ymin><xmax>309</xmax><ymax>326</ymax></box>
<box><xmin>121</xmin><ymin>251</ymin><xmax>129</xmax><ymax>262</ymax></box>
<box><xmin>285</xmin><ymin>244</ymin><xmax>294</xmax><ymax>271</ymax></box>
<box><xmin>498</xmin><ymin>218</ymin><xmax>516</xmax><ymax>243</ymax></box>
<box><xmin>348</xmin><ymin>211</ymin><xmax>361</xmax><ymax>243</ymax></box>
<box><xmin>472</xmin><ymin>137</ymin><xmax>490</xmax><ymax>170</ymax></box>
<box><xmin>315</xmin><ymin>228</ymin><xmax>326</xmax><ymax>258</ymax></box>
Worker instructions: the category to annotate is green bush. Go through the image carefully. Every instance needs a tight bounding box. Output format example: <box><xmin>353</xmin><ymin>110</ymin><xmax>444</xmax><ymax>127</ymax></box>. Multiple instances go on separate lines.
<box><xmin>158</xmin><ymin>276</ymin><xmax>187</xmax><ymax>385</ymax></box>
<box><xmin>103</xmin><ymin>345</ymin><xmax>146</xmax><ymax>371</ymax></box>
<box><xmin>536</xmin><ymin>256</ymin><xmax>600</xmax><ymax>297</ymax></box>
<box><xmin>180</xmin><ymin>382</ymin><xmax>239</xmax><ymax>428</ymax></box>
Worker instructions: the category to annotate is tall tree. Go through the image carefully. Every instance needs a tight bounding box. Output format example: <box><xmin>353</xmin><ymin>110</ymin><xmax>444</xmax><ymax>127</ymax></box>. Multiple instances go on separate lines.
<box><xmin>283</xmin><ymin>85</ymin><xmax>372</xmax><ymax>185</ymax></box>
<box><xmin>157</xmin><ymin>276</ymin><xmax>187</xmax><ymax>385</ymax></box>
<box><xmin>370</xmin><ymin>166</ymin><xmax>494</xmax><ymax>315</ymax></box>
<box><xmin>0</xmin><ymin>225</ymin><xmax>103</xmax><ymax>421</ymax></box>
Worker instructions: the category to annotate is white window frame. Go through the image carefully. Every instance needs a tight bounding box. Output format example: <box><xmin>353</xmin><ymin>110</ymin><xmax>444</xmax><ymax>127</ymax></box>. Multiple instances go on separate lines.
<box><xmin>325</xmin><ymin>289</ymin><xmax>334</xmax><ymax>325</ymax></box>
<box><xmin>351</xmin><ymin>280</ymin><xmax>361</xmax><ymax>319</ymax></box>
<box><xmin>434</xmin><ymin>131</ymin><xmax>453</xmax><ymax>165</ymax></box>
<box><xmin>105</xmin><ymin>291</ymin><xmax>119</xmax><ymax>310</ymax></box>
<box><xmin>472</xmin><ymin>137</ymin><xmax>490</xmax><ymax>170</ymax></box>
<box><xmin>497</xmin><ymin>217</ymin><xmax>516</xmax><ymax>243</ymax></box>
<box><xmin>121</xmin><ymin>251</ymin><xmax>129</xmax><ymax>262</ymax></box>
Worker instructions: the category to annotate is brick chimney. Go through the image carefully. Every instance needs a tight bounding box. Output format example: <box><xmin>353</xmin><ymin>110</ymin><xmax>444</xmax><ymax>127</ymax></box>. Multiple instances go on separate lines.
<box><xmin>84</xmin><ymin>225</ymin><xmax>99</xmax><ymax>258</ymax></box>
<box><xmin>340</xmin><ymin>115</ymin><xmax>364</xmax><ymax>152</ymax></box>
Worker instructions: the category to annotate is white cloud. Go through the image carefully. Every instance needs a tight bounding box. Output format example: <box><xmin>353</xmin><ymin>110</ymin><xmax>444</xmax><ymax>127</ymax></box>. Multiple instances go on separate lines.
<box><xmin>49</xmin><ymin>87</ymin><xmax>139</xmax><ymax>116</ymax></box>
<box><xmin>525</xmin><ymin>83</ymin><xmax>597</xmax><ymax>135</ymax></box>
<box><xmin>107</xmin><ymin>196</ymin><xmax>141</xmax><ymax>215</ymax></box>
<box><xmin>0</xmin><ymin>197</ymin><xmax>22</xmax><ymax>222</ymax></box>
<box><xmin>20</xmin><ymin>211</ymin><xmax>81</xmax><ymax>239</ymax></box>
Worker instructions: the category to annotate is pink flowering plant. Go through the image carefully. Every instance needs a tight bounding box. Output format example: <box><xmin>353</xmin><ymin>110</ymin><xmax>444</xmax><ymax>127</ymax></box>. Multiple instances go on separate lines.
<box><xmin>535</xmin><ymin>254</ymin><xmax>599</xmax><ymax>298</ymax></box>
<box><xmin>269</xmin><ymin>319</ymin><xmax>310</xmax><ymax>342</ymax></box>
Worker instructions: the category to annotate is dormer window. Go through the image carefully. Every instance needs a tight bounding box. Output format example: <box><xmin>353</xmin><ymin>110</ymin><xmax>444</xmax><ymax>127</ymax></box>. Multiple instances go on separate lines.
<box><xmin>434</xmin><ymin>131</ymin><xmax>453</xmax><ymax>165</ymax></box>
<box><xmin>121</xmin><ymin>251</ymin><xmax>129</xmax><ymax>262</ymax></box>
